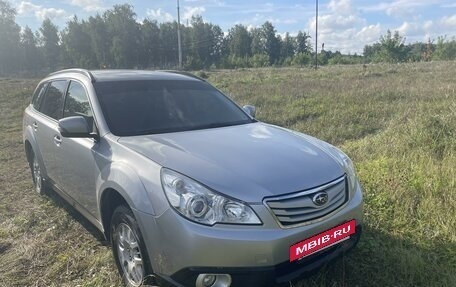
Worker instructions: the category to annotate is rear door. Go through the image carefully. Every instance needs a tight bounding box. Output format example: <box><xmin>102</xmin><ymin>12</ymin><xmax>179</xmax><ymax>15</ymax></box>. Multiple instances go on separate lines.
<box><xmin>33</xmin><ymin>80</ymin><xmax>68</xmax><ymax>182</ymax></box>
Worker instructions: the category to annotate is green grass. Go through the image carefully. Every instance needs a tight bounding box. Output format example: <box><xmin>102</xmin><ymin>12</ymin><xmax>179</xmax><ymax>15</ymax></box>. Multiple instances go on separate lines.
<box><xmin>1</xmin><ymin>62</ymin><xmax>455</xmax><ymax>286</ymax></box>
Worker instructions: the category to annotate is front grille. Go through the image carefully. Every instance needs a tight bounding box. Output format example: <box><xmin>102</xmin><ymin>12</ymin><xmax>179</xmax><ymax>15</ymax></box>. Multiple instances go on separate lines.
<box><xmin>264</xmin><ymin>176</ymin><xmax>348</xmax><ymax>228</ymax></box>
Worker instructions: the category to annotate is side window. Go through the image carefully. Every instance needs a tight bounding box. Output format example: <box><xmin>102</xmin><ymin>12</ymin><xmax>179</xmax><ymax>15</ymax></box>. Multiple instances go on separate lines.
<box><xmin>63</xmin><ymin>81</ymin><xmax>95</xmax><ymax>132</ymax></box>
<box><xmin>40</xmin><ymin>80</ymin><xmax>67</xmax><ymax>120</ymax></box>
<box><xmin>32</xmin><ymin>82</ymin><xmax>48</xmax><ymax>110</ymax></box>
<box><xmin>63</xmin><ymin>81</ymin><xmax>93</xmax><ymax>118</ymax></box>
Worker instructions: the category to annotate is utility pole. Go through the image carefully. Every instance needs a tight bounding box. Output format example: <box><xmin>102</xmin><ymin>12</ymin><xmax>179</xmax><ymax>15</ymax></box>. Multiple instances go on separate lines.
<box><xmin>177</xmin><ymin>0</ymin><xmax>183</xmax><ymax>70</ymax></box>
<box><xmin>315</xmin><ymin>0</ymin><xmax>318</xmax><ymax>69</ymax></box>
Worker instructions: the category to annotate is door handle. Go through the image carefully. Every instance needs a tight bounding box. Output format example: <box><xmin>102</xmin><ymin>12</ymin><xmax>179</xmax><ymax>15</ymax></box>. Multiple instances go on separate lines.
<box><xmin>32</xmin><ymin>122</ymin><xmax>38</xmax><ymax>130</ymax></box>
<box><xmin>53</xmin><ymin>135</ymin><xmax>62</xmax><ymax>146</ymax></box>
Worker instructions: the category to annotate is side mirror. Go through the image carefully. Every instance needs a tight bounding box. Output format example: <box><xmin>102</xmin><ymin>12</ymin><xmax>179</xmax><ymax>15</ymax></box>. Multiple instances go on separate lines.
<box><xmin>243</xmin><ymin>105</ymin><xmax>256</xmax><ymax>118</ymax></box>
<box><xmin>58</xmin><ymin>116</ymin><xmax>98</xmax><ymax>140</ymax></box>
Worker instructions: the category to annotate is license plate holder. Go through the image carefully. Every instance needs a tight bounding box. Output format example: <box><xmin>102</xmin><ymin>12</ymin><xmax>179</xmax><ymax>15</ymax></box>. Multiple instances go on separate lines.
<box><xmin>289</xmin><ymin>220</ymin><xmax>356</xmax><ymax>262</ymax></box>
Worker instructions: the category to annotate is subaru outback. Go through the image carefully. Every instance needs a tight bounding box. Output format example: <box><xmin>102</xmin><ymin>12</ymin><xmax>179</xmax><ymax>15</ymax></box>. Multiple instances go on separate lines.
<box><xmin>23</xmin><ymin>69</ymin><xmax>363</xmax><ymax>287</ymax></box>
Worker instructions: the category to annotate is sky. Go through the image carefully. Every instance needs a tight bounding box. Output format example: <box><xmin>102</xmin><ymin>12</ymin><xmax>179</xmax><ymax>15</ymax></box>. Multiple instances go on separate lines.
<box><xmin>9</xmin><ymin>0</ymin><xmax>456</xmax><ymax>54</ymax></box>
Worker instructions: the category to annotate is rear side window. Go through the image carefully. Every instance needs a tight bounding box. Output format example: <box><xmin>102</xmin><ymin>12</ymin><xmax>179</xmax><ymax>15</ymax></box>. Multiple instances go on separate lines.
<box><xmin>40</xmin><ymin>80</ymin><xmax>67</xmax><ymax>120</ymax></box>
<box><xmin>32</xmin><ymin>82</ymin><xmax>48</xmax><ymax>110</ymax></box>
<box><xmin>63</xmin><ymin>81</ymin><xmax>92</xmax><ymax>118</ymax></box>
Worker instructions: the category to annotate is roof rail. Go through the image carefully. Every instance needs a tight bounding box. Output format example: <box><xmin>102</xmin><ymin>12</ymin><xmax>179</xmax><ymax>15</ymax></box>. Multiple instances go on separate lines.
<box><xmin>47</xmin><ymin>69</ymin><xmax>96</xmax><ymax>82</ymax></box>
<box><xmin>160</xmin><ymin>70</ymin><xmax>206</xmax><ymax>82</ymax></box>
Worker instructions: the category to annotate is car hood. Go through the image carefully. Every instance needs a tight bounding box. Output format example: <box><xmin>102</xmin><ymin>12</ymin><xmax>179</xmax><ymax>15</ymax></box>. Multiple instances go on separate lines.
<box><xmin>118</xmin><ymin>123</ymin><xmax>344</xmax><ymax>203</ymax></box>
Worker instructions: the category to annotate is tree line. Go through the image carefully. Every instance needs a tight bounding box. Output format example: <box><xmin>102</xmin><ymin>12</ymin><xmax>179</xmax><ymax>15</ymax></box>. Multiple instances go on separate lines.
<box><xmin>1</xmin><ymin>0</ymin><xmax>456</xmax><ymax>77</ymax></box>
<box><xmin>363</xmin><ymin>30</ymin><xmax>456</xmax><ymax>63</ymax></box>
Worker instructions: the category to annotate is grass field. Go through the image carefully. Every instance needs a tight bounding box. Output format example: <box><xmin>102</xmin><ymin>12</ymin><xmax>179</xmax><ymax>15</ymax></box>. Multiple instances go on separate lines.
<box><xmin>0</xmin><ymin>62</ymin><xmax>455</xmax><ymax>287</ymax></box>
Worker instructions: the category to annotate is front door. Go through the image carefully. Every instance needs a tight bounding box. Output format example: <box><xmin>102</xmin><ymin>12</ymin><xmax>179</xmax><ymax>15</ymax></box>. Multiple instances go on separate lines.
<box><xmin>53</xmin><ymin>80</ymin><xmax>102</xmax><ymax>217</ymax></box>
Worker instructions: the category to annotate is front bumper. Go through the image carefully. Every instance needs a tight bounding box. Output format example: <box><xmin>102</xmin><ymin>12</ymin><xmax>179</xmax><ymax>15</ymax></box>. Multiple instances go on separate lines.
<box><xmin>134</xmin><ymin>183</ymin><xmax>363</xmax><ymax>287</ymax></box>
<box><xmin>161</xmin><ymin>225</ymin><xmax>361</xmax><ymax>287</ymax></box>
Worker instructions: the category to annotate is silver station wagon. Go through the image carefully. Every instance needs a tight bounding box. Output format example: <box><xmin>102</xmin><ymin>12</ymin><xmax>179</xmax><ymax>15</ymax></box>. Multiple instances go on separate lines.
<box><xmin>23</xmin><ymin>69</ymin><xmax>363</xmax><ymax>287</ymax></box>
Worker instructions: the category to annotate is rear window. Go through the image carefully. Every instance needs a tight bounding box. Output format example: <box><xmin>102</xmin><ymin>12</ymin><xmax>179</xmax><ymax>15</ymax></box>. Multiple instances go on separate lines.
<box><xmin>32</xmin><ymin>82</ymin><xmax>48</xmax><ymax>110</ymax></box>
<box><xmin>94</xmin><ymin>80</ymin><xmax>253</xmax><ymax>136</ymax></box>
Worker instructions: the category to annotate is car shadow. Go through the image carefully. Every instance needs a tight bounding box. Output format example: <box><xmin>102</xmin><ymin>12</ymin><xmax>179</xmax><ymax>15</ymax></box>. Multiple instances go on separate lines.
<box><xmin>43</xmin><ymin>186</ymin><xmax>109</xmax><ymax>245</ymax></box>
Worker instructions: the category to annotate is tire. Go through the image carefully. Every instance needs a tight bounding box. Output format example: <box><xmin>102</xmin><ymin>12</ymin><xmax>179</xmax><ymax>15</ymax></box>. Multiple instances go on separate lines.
<box><xmin>111</xmin><ymin>205</ymin><xmax>155</xmax><ymax>287</ymax></box>
<box><xmin>30</xmin><ymin>151</ymin><xmax>45</xmax><ymax>195</ymax></box>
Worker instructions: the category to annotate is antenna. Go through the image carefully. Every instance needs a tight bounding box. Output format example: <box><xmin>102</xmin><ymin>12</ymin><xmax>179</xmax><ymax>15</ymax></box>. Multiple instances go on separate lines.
<box><xmin>177</xmin><ymin>0</ymin><xmax>183</xmax><ymax>70</ymax></box>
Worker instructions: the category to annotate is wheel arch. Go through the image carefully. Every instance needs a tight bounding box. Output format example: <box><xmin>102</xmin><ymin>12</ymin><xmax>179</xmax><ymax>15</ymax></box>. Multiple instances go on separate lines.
<box><xmin>23</xmin><ymin>129</ymin><xmax>48</xmax><ymax>178</ymax></box>
<box><xmin>99</xmin><ymin>188</ymin><xmax>129</xmax><ymax>240</ymax></box>
<box><xmin>24</xmin><ymin>139</ymin><xmax>33</xmax><ymax>164</ymax></box>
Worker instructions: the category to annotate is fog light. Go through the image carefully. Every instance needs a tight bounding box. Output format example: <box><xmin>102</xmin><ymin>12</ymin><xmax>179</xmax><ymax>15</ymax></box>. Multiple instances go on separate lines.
<box><xmin>196</xmin><ymin>274</ymin><xmax>232</xmax><ymax>287</ymax></box>
<box><xmin>201</xmin><ymin>274</ymin><xmax>216</xmax><ymax>286</ymax></box>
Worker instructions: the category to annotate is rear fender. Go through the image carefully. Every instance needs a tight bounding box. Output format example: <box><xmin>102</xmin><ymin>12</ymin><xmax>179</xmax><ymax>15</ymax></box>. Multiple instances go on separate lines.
<box><xmin>23</xmin><ymin>125</ymin><xmax>48</xmax><ymax>178</ymax></box>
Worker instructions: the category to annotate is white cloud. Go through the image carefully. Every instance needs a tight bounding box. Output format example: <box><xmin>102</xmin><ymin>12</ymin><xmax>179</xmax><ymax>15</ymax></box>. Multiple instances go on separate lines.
<box><xmin>380</xmin><ymin>15</ymin><xmax>456</xmax><ymax>43</ymax></box>
<box><xmin>356</xmin><ymin>24</ymin><xmax>382</xmax><ymax>44</ymax></box>
<box><xmin>17</xmin><ymin>1</ymin><xmax>40</xmax><ymax>14</ymax></box>
<box><xmin>328</xmin><ymin>0</ymin><xmax>353</xmax><ymax>14</ymax></box>
<box><xmin>394</xmin><ymin>21</ymin><xmax>426</xmax><ymax>40</ymax></box>
<box><xmin>361</xmin><ymin>0</ymin><xmax>441</xmax><ymax>17</ymax></box>
<box><xmin>184</xmin><ymin>0</ymin><xmax>225</xmax><ymax>6</ymax></box>
<box><xmin>264</xmin><ymin>17</ymin><xmax>298</xmax><ymax>25</ymax></box>
<box><xmin>183</xmin><ymin>6</ymin><xmax>206</xmax><ymax>21</ymax></box>
<box><xmin>236</xmin><ymin>10</ymin><xmax>298</xmax><ymax>29</ymax></box>
<box><xmin>441</xmin><ymin>15</ymin><xmax>456</xmax><ymax>27</ymax></box>
<box><xmin>17</xmin><ymin>1</ymin><xmax>67</xmax><ymax>21</ymax></box>
<box><xmin>306</xmin><ymin>0</ymin><xmax>380</xmax><ymax>53</ymax></box>
<box><xmin>397</xmin><ymin>21</ymin><xmax>412</xmax><ymax>35</ymax></box>
<box><xmin>308</xmin><ymin>14</ymin><xmax>366</xmax><ymax>34</ymax></box>
<box><xmin>146</xmin><ymin>8</ymin><xmax>174</xmax><ymax>22</ymax></box>
<box><xmin>424</xmin><ymin>20</ymin><xmax>433</xmax><ymax>30</ymax></box>
<box><xmin>70</xmin><ymin>0</ymin><xmax>104</xmax><ymax>12</ymax></box>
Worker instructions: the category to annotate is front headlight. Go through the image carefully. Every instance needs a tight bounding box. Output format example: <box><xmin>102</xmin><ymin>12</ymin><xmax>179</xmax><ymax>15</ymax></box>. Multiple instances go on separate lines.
<box><xmin>161</xmin><ymin>168</ymin><xmax>262</xmax><ymax>226</ymax></box>
<box><xmin>325</xmin><ymin>146</ymin><xmax>358</xmax><ymax>195</ymax></box>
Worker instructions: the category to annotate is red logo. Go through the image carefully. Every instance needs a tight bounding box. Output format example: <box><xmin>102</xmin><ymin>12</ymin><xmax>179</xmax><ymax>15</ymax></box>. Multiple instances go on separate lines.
<box><xmin>289</xmin><ymin>220</ymin><xmax>356</xmax><ymax>262</ymax></box>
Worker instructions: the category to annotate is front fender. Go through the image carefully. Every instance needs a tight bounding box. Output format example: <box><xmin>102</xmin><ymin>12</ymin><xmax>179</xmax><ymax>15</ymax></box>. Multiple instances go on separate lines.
<box><xmin>97</xmin><ymin>162</ymin><xmax>156</xmax><ymax>215</ymax></box>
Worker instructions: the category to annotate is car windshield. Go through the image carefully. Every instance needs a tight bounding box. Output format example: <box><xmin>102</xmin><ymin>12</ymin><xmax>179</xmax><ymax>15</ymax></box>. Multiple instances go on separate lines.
<box><xmin>94</xmin><ymin>79</ymin><xmax>254</xmax><ymax>136</ymax></box>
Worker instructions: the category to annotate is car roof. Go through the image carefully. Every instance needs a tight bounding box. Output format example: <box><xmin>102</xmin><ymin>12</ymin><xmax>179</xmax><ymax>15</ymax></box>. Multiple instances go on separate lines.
<box><xmin>46</xmin><ymin>69</ymin><xmax>204</xmax><ymax>83</ymax></box>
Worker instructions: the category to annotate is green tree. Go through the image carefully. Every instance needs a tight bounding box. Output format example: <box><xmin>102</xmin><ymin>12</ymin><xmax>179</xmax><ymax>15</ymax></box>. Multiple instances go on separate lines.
<box><xmin>103</xmin><ymin>4</ymin><xmax>141</xmax><ymax>68</ymax></box>
<box><xmin>280</xmin><ymin>32</ymin><xmax>295</xmax><ymax>63</ymax></box>
<box><xmin>406</xmin><ymin>42</ymin><xmax>426</xmax><ymax>62</ymax></box>
<box><xmin>250</xmin><ymin>27</ymin><xmax>265</xmax><ymax>55</ymax></box>
<box><xmin>292</xmin><ymin>53</ymin><xmax>311</xmax><ymax>67</ymax></box>
<box><xmin>87</xmin><ymin>15</ymin><xmax>110</xmax><ymax>68</ymax></box>
<box><xmin>261</xmin><ymin>21</ymin><xmax>280</xmax><ymax>64</ymax></box>
<box><xmin>227</xmin><ymin>24</ymin><xmax>252</xmax><ymax>58</ymax></box>
<box><xmin>0</xmin><ymin>0</ymin><xmax>21</xmax><ymax>75</ymax></box>
<box><xmin>363</xmin><ymin>43</ymin><xmax>382</xmax><ymax>62</ymax></box>
<box><xmin>62</xmin><ymin>16</ymin><xmax>97</xmax><ymax>68</ymax></box>
<box><xmin>433</xmin><ymin>36</ymin><xmax>456</xmax><ymax>61</ymax></box>
<box><xmin>186</xmin><ymin>15</ymin><xmax>223</xmax><ymax>69</ymax></box>
<box><xmin>20</xmin><ymin>26</ymin><xmax>41</xmax><ymax>74</ymax></box>
<box><xmin>140</xmin><ymin>19</ymin><xmax>160</xmax><ymax>68</ymax></box>
<box><xmin>39</xmin><ymin>18</ymin><xmax>61</xmax><ymax>71</ymax></box>
<box><xmin>295</xmin><ymin>31</ymin><xmax>311</xmax><ymax>54</ymax></box>
<box><xmin>375</xmin><ymin>30</ymin><xmax>407</xmax><ymax>63</ymax></box>
<box><xmin>159</xmin><ymin>22</ymin><xmax>178</xmax><ymax>68</ymax></box>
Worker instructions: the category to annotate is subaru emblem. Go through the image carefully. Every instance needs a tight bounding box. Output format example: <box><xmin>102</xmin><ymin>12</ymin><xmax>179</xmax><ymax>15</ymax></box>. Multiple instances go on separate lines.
<box><xmin>312</xmin><ymin>192</ymin><xmax>329</xmax><ymax>206</ymax></box>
